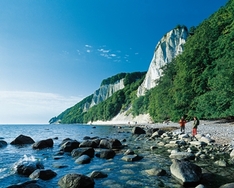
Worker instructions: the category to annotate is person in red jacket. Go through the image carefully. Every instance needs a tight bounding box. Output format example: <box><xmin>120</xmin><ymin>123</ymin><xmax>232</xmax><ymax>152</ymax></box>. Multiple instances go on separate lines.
<box><xmin>179</xmin><ymin>116</ymin><xmax>186</xmax><ymax>133</ymax></box>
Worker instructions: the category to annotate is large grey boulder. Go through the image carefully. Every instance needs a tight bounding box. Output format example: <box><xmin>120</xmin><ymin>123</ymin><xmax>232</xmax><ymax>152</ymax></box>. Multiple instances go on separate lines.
<box><xmin>32</xmin><ymin>138</ymin><xmax>53</xmax><ymax>149</ymax></box>
<box><xmin>10</xmin><ymin>135</ymin><xmax>35</xmax><ymax>145</ymax></box>
<box><xmin>170</xmin><ymin>159</ymin><xmax>202</xmax><ymax>186</ymax></box>
<box><xmin>58</xmin><ymin>173</ymin><xmax>95</xmax><ymax>188</ymax></box>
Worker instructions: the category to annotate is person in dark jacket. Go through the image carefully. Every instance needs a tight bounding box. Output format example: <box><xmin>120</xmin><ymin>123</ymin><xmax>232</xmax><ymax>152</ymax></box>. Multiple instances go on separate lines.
<box><xmin>192</xmin><ymin>116</ymin><xmax>199</xmax><ymax>140</ymax></box>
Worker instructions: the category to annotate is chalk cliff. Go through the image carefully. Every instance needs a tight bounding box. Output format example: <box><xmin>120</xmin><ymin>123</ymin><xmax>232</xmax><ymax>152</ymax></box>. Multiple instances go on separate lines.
<box><xmin>89</xmin><ymin>79</ymin><xmax>125</xmax><ymax>109</ymax></box>
<box><xmin>137</xmin><ymin>26</ymin><xmax>188</xmax><ymax>96</ymax></box>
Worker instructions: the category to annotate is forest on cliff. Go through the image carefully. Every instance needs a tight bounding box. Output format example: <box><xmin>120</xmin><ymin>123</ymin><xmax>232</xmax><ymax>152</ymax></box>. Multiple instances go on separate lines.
<box><xmin>50</xmin><ymin>0</ymin><xmax>234</xmax><ymax>124</ymax></box>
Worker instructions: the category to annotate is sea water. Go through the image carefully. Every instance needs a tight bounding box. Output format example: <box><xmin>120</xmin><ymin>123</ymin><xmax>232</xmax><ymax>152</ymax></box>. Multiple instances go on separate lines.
<box><xmin>0</xmin><ymin>124</ymin><xmax>140</xmax><ymax>187</ymax></box>
<box><xmin>1</xmin><ymin>124</ymin><xmax>227</xmax><ymax>188</ymax></box>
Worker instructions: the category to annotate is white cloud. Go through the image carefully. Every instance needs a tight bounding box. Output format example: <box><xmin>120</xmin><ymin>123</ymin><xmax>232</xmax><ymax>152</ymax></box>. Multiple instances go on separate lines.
<box><xmin>86</xmin><ymin>49</ymin><xmax>91</xmax><ymax>53</ymax></box>
<box><xmin>0</xmin><ymin>91</ymin><xmax>82</xmax><ymax>124</ymax></box>
<box><xmin>98</xmin><ymin>48</ymin><xmax>110</xmax><ymax>53</ymax></box>
<box><xmin>85</xmin><ymin>44</ymin><xmax>92</xmax><ymax>48</ymax></box>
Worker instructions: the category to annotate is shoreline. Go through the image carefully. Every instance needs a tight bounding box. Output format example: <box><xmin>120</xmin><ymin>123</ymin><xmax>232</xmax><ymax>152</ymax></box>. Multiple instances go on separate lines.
<box><xmin>90</xmin><ymin>119</ymin><xmax>234</xmax><ymax>146</ymax></box>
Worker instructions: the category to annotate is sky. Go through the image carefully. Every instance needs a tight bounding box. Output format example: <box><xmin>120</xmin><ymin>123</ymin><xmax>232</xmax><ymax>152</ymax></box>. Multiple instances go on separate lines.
<box><xmin>0</xmin><ymin>0</ymin><xmax>228</xmax><ymax>124</ymax></box>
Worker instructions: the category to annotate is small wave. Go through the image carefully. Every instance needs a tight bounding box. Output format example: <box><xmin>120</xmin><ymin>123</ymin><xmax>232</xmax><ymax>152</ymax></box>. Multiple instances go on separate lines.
<box><xmin>12</xmin><ymin>154</ymin><xmax>43</xmax><ymax>173</ymax></box>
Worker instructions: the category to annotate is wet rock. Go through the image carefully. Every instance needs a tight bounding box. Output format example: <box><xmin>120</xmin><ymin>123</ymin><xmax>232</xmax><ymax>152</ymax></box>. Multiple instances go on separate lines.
<box><xmin>99</xmin><ymin>138</ymin><xmax>122</xmax><ymax>149</ymax></box>
<box><xmin>75</xmin><ymin>155</ymin><xmax>91</xmax><ymax>164</ymax></box>
<box><xmin>29</xmin><ymin>169</ymin><xmax>57</xmax><ymax>180</ymax></box>
<box><xmin>16</xmin><ymin>161</ymin><xmax>44</xmax><ymax>176</ymax></box>
<box><xmin>132</xmin><ymin>127</ymin><xmax>146</xmax><ymax>134</ymax></box>
<box><xmin>95</xmin><ymin>149</ymin><xmax>116</xmax><ymax>159</ymax></box>
<box><xmin>170</xmin><ymin>159</ymin><xmax>202</xmax><ymax>186</ymax></box>
<box><xmin>60</xmin><ymin>139</ymin><xmax>80</xmax><ymax>152</ymax></box>
<box><xmin>79</xmin><ymin>139</ymin><xmax>99</xmax><ymax>148</ymax></box>
<box><xmin>90</xmin><ymin>171</ymin><xmax>108</xmax><ymax>179</ymax></box>
<box><xmin>124</xmin><ymin>149</ymin><xmax>135</xmax><ymax>155</ymax></box>
<box><xmin>219</xmin><ymin>182</ymin><xmax>234</xmax><ymax>188</ymax></box>
<box><xmin>58</xmin><ymin>173</ymin><xmax>95</xmax><ymax>188</ymax></box>
<box><xmin>145</xmin><ymin>167</ymin><xmax>166</xmax><ymax>176</ymax></box>
<box><xmin>10</xmin><ymin>135</ymin><xmax>35</xmax><ymax>145</ymax></box>
<box><xmin>0</xmin><ymin>140</ymin><xmax>7</xmax><ymax>148</ymax></box>
<box><xmin>32</xmin><ymin>138</ymin><xmax>53</xmax><ymax>149</ymax></box>
<box><xmin>7</xmin><ymin>180</ymin><xmax>42</xmax><ymax>188</ymax></box>
<box><xmin>121</xmin><ymin>154</ymin><xmax>143</xmax><ymax>162</ymax></box>
<box><xmin>71</xmin><ymin>147</ymin><xmax>95</xmax><ymax>158</ymax></box>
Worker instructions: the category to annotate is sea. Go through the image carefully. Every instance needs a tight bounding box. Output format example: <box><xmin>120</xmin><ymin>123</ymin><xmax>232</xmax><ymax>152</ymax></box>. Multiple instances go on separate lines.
<box><xmin>1</xmin><ymin>124</ymin><xmax>232</xmax><ymax>188</ymax></box>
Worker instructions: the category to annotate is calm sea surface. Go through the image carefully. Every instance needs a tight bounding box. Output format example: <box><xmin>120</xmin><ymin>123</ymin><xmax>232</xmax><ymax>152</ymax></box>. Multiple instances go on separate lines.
<box><xmin>1</xmin><ymin>124</ymin><xmax>232</xmax><ymax>188</ymax></box>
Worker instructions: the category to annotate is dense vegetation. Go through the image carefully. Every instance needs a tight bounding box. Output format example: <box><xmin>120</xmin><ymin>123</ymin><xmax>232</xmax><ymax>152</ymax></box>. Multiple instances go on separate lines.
<box><xmin>148</xmin><ymin>0</ymin><xmax>234</xmax><ymax>121</ymax></box>
<box><xmin>50</xmin><ymin>0</ymin><xmax>234</xmax><ymax>124</ymax></box>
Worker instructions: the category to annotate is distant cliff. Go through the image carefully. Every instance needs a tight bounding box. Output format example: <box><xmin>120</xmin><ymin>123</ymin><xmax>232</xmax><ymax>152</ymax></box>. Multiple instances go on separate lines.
<box><xmin>49</xmin><ymin>72</ymin><xmax>146</xmax><ymax>124</ymax></box>
<box><xmin>89</xmin><ymin>79</ymin><xmax>124</xmax><ymax>109</ymax></box>
<box><xmin>137</xmin><ymin>26</ymin><xmax>188</xmax><ymax>96</ymax></box>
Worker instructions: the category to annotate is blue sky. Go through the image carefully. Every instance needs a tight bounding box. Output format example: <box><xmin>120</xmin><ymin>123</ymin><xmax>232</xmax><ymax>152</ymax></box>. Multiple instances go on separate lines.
<box><xmin>0</xmin><ymin>0</ymin><xmax>228</xmax><ymax>124</ymax></box>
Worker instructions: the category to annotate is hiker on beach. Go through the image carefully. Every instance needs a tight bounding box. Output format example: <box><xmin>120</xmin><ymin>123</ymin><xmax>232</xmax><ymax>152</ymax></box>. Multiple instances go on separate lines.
<box><xmin>192</xmin><ymin>116</ymin><xmax>199</xmax><ymax>139</ymax></box>
<box><xmin>179</xmin><ymin>116</ymin><xmax>186</xmax><ymax>133</ymax></box>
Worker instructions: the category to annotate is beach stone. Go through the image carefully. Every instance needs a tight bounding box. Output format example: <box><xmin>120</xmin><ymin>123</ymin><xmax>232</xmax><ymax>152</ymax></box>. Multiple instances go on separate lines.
<box><xmin>214</xmin><ymin>160</ymin><xmax>227</xmax><ymax>167</ymax></box>
<box><xmin>75</xmin><ymin>155</ymin><xmax>91</xmax><ymax>164</ymax></box>
<box><xmin>145</xmin><ymin>128</ymin><xmax>159</xmax><ymax>136</ymax></box>
<box><xmin>170</xmin><ymin>159</ymin><xmax>202</xmax><ymax>186</ymax></box>
<box><xmin>10</xmin><ymin>135</ymin><xmax>35</xmax><ymax>145</ymax></box>
<box><xmin>169</xmin><ymin>151</ymin><xmax>195</xmax><ymax>160</ymax></box>
<box><xmin>7</xmin><ymin>180</ymin><xmax>42</xmax><ymax>188</ymax></box>
<box><xmin>16</xmin><ymin>161</ymin><xmax>44</xmax><ymax>176</ymax></box>
<box><xmin>90</xmin><ymin>171</ymin><xmax>108</xmax><ymax>179</ymax></box>
<box><xmin>0</xmin><ymin>140</ymin><xmax>7</xmax><ymax>148</ymax></box>
<box><xmin>121</xmin><ymin>154</ymin><xmax>143</xmax><ymax>162</ymax></box>
<box><xmin>99</xmin><ymin>138</ymin><xmax>122</xmax><ymax>149</ymax></box>
<box><xmin>95</xmin><ymin>149</ymin><xmax>116</xmax><ymax>159</ymax></box>
<box><xmin>58</xmin><ymin>173</ymin><xmax>95</xmax><ymax>188</ymax></box>
<box><xmin>200</xmin><ymin>136</ymin><xmax>215</xmax><ymax>144</ymax></box>
<box><xmin>145</xmin><ymin>167</ymin><xmax>166</xmax><ymax>176</ymax></box>
<box><xmin>32</xmin><ymin>138</ymin><xmax>53</xmax><ymax>149</ymax></box>
<box><xmin>190</xmin><ymin>141</ymin><xmax>207</xmax><ymax>147</ymax></box>
<box><xmin>29</xmin><ymin>169</ymin><xmax>57</xmax><ymax>180</ymax></box>
<box><xmin>195</xmin><ymin>184</ymin><xmax>205</xmax><ymax>188</ymax></box>
<box><xmin>124</xmin><ymin>149</ymin><xmax>135</xmax><ymax>155</ymax></box>
<box><xmin>219</xmin><ymin>182</ymin><xmax>234</xmax><ymax>188</ymax></box>
<box><xmin>230</xmin><ymin>149</ymin><xmax>234</xmax><ymax>158</ymax></box>
<box><xmin>60</xmin><ymin>139</ymin><xmax>80</xmax><ymax>152</ymax></box>
<box><xmin>132</xmin><ymin>127</ymin><xmax>146</xmax><ymax>134</ymax></box>
<box><xmin>71</xmin><ymin>147</ymin><xmax>95</xmax><ymax>158</ymax></box>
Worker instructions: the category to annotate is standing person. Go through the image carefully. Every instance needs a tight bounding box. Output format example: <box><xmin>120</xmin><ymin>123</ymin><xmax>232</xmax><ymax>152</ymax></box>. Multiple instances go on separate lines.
<box><xmin>179</xmin><ymin>116</ymin><xmax>186</xmax><ymax>133</ymax></box>
<box><xmin>192</xmin><ymin>116</ymin><xmax>199</xmax><ymax>140</ymax></box>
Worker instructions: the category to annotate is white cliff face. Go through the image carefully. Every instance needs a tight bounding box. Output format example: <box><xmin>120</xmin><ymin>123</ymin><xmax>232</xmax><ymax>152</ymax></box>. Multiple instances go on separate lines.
<box><xmin>90</xmin><ymin>79</ymin><xmax>125</xmax><ymax>108</ymax></box>
<box><xmin>137</xmin><ymin>27</ymin><xmax>188</xmax><ymax>96</ymax></box>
